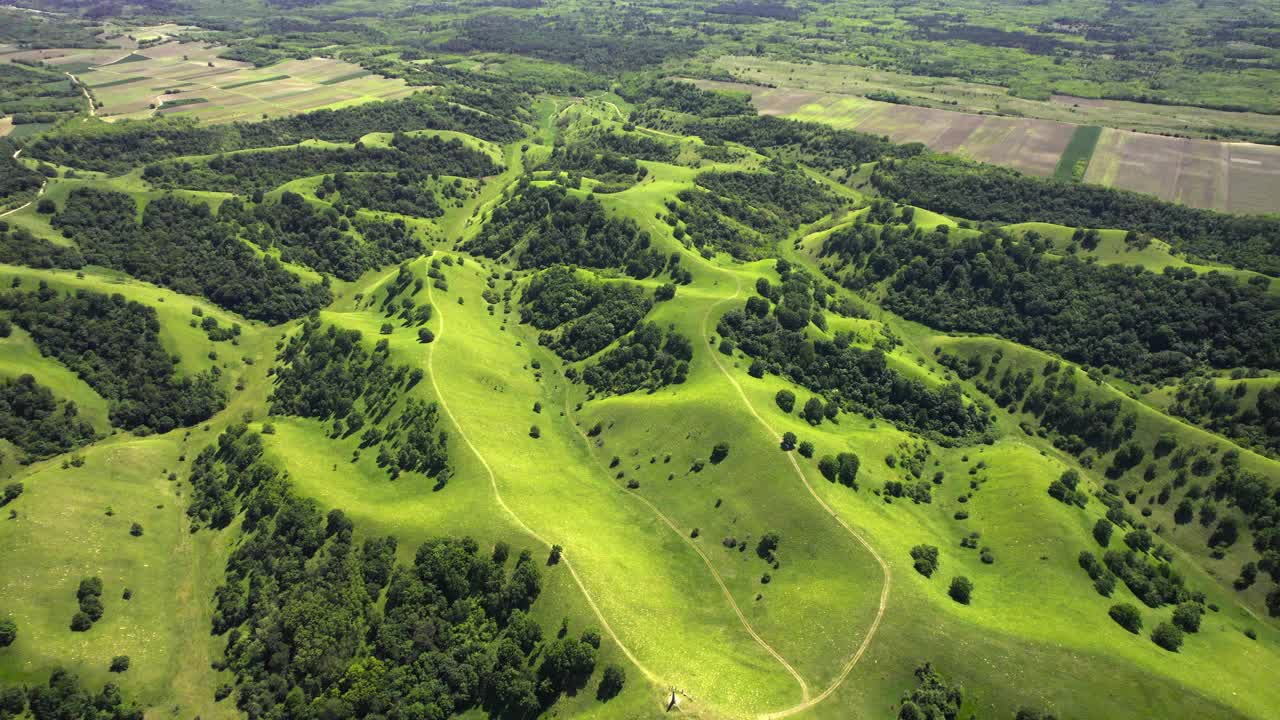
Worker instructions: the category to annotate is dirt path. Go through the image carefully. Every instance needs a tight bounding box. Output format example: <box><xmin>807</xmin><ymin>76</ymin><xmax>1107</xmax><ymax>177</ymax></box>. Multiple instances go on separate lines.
<box><xmin>563</xmin><ymin>385</ymin><xmax>811</xmax><ymax>703</ymax></box>
<box><xmin>700</xmin><ymin>270</ymin><xmax>893</xmax><ymax>720</ymax></box>
<box><xmin>1</xmin><ymin>147</ymin><xmax>45</xmax><ymax>218</ymax></box>
<box><xmin>423</xmin><ymin>273</ymin><xmax>662</xmax><ymax>688</ymax></box>
<box><xmin>65</xmin><ymin>72</ymin><xmax>95</xmax><ymax>117</ymax></box>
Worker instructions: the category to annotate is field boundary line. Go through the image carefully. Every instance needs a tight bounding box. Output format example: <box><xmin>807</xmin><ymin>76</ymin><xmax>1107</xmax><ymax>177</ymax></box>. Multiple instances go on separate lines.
<box><xmin>701</xmin><ymin>270</ymin><xmax>893</xmax><ymax>720</ymax></box>
<box><xmin>424</xmin><ymin>266</ymin><xmax>661</xmax><ymax>687</ymax></box>
<box><xmin>563</xmin><ymin>385</ymin><xmax>811</xmax><ymax>703</ymax></box>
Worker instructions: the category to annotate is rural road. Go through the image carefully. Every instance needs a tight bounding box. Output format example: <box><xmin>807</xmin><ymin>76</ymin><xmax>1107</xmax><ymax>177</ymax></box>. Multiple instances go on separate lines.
<box><xmin>701</xmin><ymin>270</ymin><xmax>893</xmax><ymax>720</ymax></box>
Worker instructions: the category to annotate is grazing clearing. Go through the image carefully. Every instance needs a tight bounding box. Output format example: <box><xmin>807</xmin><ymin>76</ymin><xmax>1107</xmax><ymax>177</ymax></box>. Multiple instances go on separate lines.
<box><xmin>73</xmin><ymin>41</ymin><xmax>420</xmax><ymax>123</ymax></box>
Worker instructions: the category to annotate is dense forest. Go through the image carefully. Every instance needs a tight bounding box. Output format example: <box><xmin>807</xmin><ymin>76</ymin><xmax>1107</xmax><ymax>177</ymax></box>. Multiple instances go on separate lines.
<box><xmin>520</xmin><ymin>267</ymin><xmax>652</xmax><ymax>361</ymax></box>
<box><xmin>871</xmin><ymin>155</ymin><xmax>1280</xmax><ymax>276</ymax></box>
<box><xmin>717</xmin><ymin>261</ymin><xmax>990</xmax><ymax>440</ymax></box>
<box><xmin>579</xmin><ymin>322</ymin><xmax>693</xmax><ymax>395</ymax></box>
<box><xmin>821</xmin><ymin>222</ymin><xmax>1280</xmax><ymax>381</ymax></box>
<box><xmin>467</xmin><ymin>183</ymin><xmax>664</xmax><ymax>277</ymax></box>
<box><xmin>187</xmin><ymin>425</ymin><xmax>593</xmax><ymax>719</ymax></box>
<box><xmin>0</xmin><ymin>285</ymin><xmax>225</xmax><ymax>432</ymax></box>
<box><xmin>0</xmin><ymin>373</ymin><xmax>97</xmax><ymax>461</ymax></box>
<box><xmin>270</xmin><ymin>320</ymin><xmax>449</xmax><ymax>481</ymax></box>
<box><xmin>318</xmin><ymin>171</ymin><xmax>443</xmax><ymax>218</ymax></box>
<box><xmin>52</xmin><ymin>188</ymin><xmax>331</xmax><ymax>322</ymax></box>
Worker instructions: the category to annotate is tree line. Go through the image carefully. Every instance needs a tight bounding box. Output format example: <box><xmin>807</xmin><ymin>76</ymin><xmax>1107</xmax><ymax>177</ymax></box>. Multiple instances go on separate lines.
<box><xmin>871</xmin><ymin>154</ymin><xmax>1280</xmax><ymax>276</ymax></box>
<box><xmin>52</xmin><ymin>188</ymin><xmax>331</xmax><ymax>322</ymax></box>
<box><xmin>520</xmin><ymin>266</ymin><xmax>652</xmax><ymax>361</ymax></box>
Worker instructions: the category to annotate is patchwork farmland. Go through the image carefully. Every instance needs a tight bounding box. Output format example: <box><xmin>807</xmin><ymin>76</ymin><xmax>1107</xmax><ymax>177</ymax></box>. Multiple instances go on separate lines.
<box><xmin>71</xmin><ymin>42</ymin><xmax>419</xmax><ymax>123</ymax></box>
<box><xmin>692</xmin><ymin>79</ymin><xmax>1280</xmax><ymax>215</ymax></box>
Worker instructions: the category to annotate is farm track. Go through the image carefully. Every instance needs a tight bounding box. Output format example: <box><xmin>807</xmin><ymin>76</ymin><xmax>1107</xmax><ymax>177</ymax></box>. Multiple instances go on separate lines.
<box><xmin>563</xmin><ymin>385</ymin><xmax>812</xmax><ymax>704</ymax></box>
<box><xmin>701</xmin><ymin>269</ymin><xmax>893</xmax><ymax>720</ymax></box>
<box><xmin>423</xmin><ymin>274</ymin><xmax>663</xmax><ymax>689</ymax></box>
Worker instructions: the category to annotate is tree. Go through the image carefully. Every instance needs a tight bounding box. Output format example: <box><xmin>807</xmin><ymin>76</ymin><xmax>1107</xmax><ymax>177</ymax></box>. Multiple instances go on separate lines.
<box><xmin>710</xmin><ymin>441</ymin><xmax>730</xmax><ymax>464</ymax></box>
<box><xmin>756</xmin><ymin>532</ymin><xmax>781</xmax><ymax>561</ymax></box>
<box><xmin>1093</xmin><ymin>519</ymin><xmax>1113</xmax><ymax>547</ymax></box>
<box><xmin>910</xmin><ymin>545</ymin><xmax>939</xmax><ymax>578</ymax></box>
<box><xmin>948</xmin><ymin>576</ymin><xmax>973</xmax><ymax>604</ymax></box>
<box><xmin>802</xmin><ymin>397</ymin><xmax>825</xmax><ymax>425</ymax></box>
<box><xmin>780</xmin><ymin>432</ymin><xmax>796</xmax><ymax>451</ymax></box>
<box><xmin>130</xmin><ymin>522</ymin><xmax>143</xmax><ymax>537</ymax></box>
<box><xmin>798</xmin><ymin>441</ymin><xmax>814</xmax><ymax>458</ymax></box>
<box><xmin>597</xmin><ymin>663</ymin><xmax>625</xmax><ymax>701</ymax></box>
<box><xmin>417</xmin><ymin>328</ymin><xmax>435</xmax><ymax>343</ymax></box>
<box><xmin>775</xmin><ymin>389</ymin><xmax>795</xmax><ymax>413</ymax></box>
<box><xmin>1151</xmin><ymin>621</ymin><xmax>1184</xmax><ymax>651</ymax></box>
<box><xmin>748</xmin><ymin>359</ymin><xmax>764</xmax><ymax>378</ymax></box>
<box><xmin>835</xmin><ymin>452</ymin><xmax>860</xmax><ymax>487</ymax></box>
<box><xmin>1123</xmin><ymin>528</ymin><xmax>1152</xmax><ymax>553</ymax></box>
<box><xmin>654</xmin><ymin>284</ymin><xmax>676</xmax><ymax>301</ymax></box>
<box><xmin>1108</xmin><ymin>603</ymin><xmax>1142</xmax><ymax>634</ymax></box>
<box><xmin>36</xmin><ymin>198</ymin><xmax>56</xmax><ymax>214</ymax></box>
<box><xmin>819</xmin><ymin>455</ymin><xmax>837</xmax><ymax>482</ymax></box>
<box><xmin>109</xmin><ymin>656</ymin><xmax>130</xmax><ymax>673</ymax></box>
<box><xmin>0</xmin><ymin>618</ymin><xmax>15</xmax><ymax>647</ymax></box>
<box><xmin>70</xmin><ymin>612</ymin><xmax>92</xmax><ymax>632</ymax></box>
<box><xmin>548</xmin><ymin>544</ymin><xmax>562</xmax><ymax>565</ymax></box>
<box><xmin>529</xmin><ymin>425</ymin><xmax>540</xmax><ymax>438</ymax></box>
<box><xmin>1172</xmin><ymin>602</ymin><xmax>1202</xmax><ymax>633</ymax></box>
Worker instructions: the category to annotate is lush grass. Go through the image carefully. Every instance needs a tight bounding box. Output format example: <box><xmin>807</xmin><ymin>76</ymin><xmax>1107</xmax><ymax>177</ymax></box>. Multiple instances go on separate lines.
<box><xmin>1054</xmin><ymin>125</ymin><xmax>1102</xmax><ymax>181</ymax></box>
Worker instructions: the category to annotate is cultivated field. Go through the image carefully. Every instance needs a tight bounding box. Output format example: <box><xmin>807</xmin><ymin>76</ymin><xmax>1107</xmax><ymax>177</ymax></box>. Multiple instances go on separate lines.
<box><xmin>73</xmin><ymin>42</ymin><xmax>419</xmax><ymax>123</ymax></box>
<box><xmin>1084</xmin><ymin>129</ymin><xmax>1280</xmax><ymax>215</ymax></box>
<box><xmin>692</xmin><ymin>79</ymin><xmax>1280</xmax><ymax>214</ymax></box>
<box><xmin>711</xmin><ymin>56</ymin><xmax>1280</xmax><ymax>143</ymax></box>
<box><xmin>693</xmin><ymin>79</ymin><xmax>1076</xmax><ymax>177</ymax></box>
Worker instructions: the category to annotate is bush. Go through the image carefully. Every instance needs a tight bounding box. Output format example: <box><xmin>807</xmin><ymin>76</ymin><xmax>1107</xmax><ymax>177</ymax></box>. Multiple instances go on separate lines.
<box><xmin>775</xmin><ymin>389</ymin><xmax>795</xmax><ymax>413</ymax></box>
<box><xmin>1151</xmin><ymin>621</ymin><xmax>1184</xmax><ymax>651</ymax></box>
<box><xmin>780</xmin><ymin>432</ymin><xmax>796</xmax><ymax>451</ymax></box>
<box><xmin>1172</xmin><ymin>602</ymin><xmax>1202</xmax><ymax>633</ymax></box>
<box><xmin>548</xmin><ymin>544</ymin><xmax>563</xmax><ymax>565</ymax></box>
<box><xmin>1109</xmin><ymin>603</ymin><xmax>1143</xmax><ymax>634</ymax></box>
<box><xmin>529</xmin><ymin>425</ymin><xmax>541</xmax><ymax>439</ymax></box>
<box><xmin>798</xmin><ymin>441</ymin><xmax>814</xmax><ymax>458</ymax></box>
<box><xmin>948</xmin><ymin>576</ymin><xmax>973</xmax><ymax>604</ymax></box>
<box><xmin>130</xmin><ymin>522</ymin><xmax>143</xmax><ymax>537</ymax></box>
<box><xmin>109</xmin><ymin>656</ymin><xmax>130</xmax><ymax>672</ymax></box>
<box><xmin>418</xmin><ymin>328</ymin><xmax>435</xmax><ymax>343</ymax></box>
<box><xmin>36</xmin><ymin>198</ymin><xmax>56</xmax><ymax>214</ymax></box>
<box><xmin>70</xmin><ymin>612</ymin><xmax>92</xmax><ymax>632</ymax></box>
<box><xmin>1</xmin><ymin>482</ymin><xmax>22</xmax><ymax>506</ymax></box>
<box><xmin>0</xmin><ymin>618</ymin><xmax>15</xmax><ymax>647</ymax></box>
<box><xmin>802</xmin><ymin>397</ymin><xmax>824</xmax><ymax>425</ymax></box>
<box><xmin>710</xmin><ymin>441</ymin><xmax>730</xmax><ymax>464</ymax></box>
<box><xmin>910</xmin><ymin>544</ymin><xmax>939</xmax><ymax>578</ymax></box>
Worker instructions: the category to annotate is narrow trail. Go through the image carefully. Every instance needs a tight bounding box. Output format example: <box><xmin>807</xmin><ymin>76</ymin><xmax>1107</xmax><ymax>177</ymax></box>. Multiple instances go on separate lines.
<box><xmin>563</xmin><ymin>385</ymin><xmax>811</xmax><ymax>703</ymax></box>
<box><xmin>1</xmin><ymin>147</ymin><xmax>46</xmax><ymax>218</ymax></box>
<box><xmin>423</xmin><ymin>275</ymin><xmax>662</xmax><ymax>688</ymax></box>
<box><xmin>700</xmin><ymin>270</ymin><xmax>894</xmax><ymax>720</ymax></box>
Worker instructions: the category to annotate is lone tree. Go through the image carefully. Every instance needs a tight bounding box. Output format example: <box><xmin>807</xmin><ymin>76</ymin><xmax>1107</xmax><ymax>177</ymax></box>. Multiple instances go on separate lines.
<box><xmin>1093</xmin><ymin>519</ymin><xmax>1113</xmax><ymax>547</ymax></box>
<box><xmin>0</xmin><ymin>617</ymin><xmax>16</xmax><ymax>647</ymax></box>
<box><xmin>1108</xmin><ymin>603</ymin><xmax>1143</xmax><ymax>634</ymax></box>
<box><xmin>780</xmin><ymin>432</ymin><xmax>796</xmax><ymax>451</ymax></box>
<box><xmin>418</xmin><ymin>328</ymin><xmax>435</xmax><ymax>343</ymax></box>
<box><xmin>1151</xmin><ymin>621</ymin><xmax>1184</xmax><ymax>652</ymax></box>
<box><xmin>775</xmin><ymin>390</ymin><xmax>795</xmax><ymax>413</ymax></box>
<box><xmin>948</xmin><ymin>576</ymin><xmax>973</xmax><ymax>605</ymax></box>
<box><xmin>710</xmin><ymin>442</ymin><xmax>730</xmax><ymax>464</ymax></box>
<box><xmin>548</xmin><ymin>544</ymin><xmax>563</xmax><ymax>565</ymax></box>
<box><xmin>597</xmin><ymin>663</ymin><xmax>626</xmax><ymax>701</ymax></box>
<box><xmin>109</xmin><ymin>656</ymin><xmax>130</xmax><ymax>673</ymax></box>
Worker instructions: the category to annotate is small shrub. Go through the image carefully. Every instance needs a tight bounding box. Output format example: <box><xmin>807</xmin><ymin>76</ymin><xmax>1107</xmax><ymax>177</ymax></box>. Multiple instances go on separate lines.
<box><xmin>1109</xmin><ymin>603</ymin><xmax>1143</xmax><ymax>634</ymax></box>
